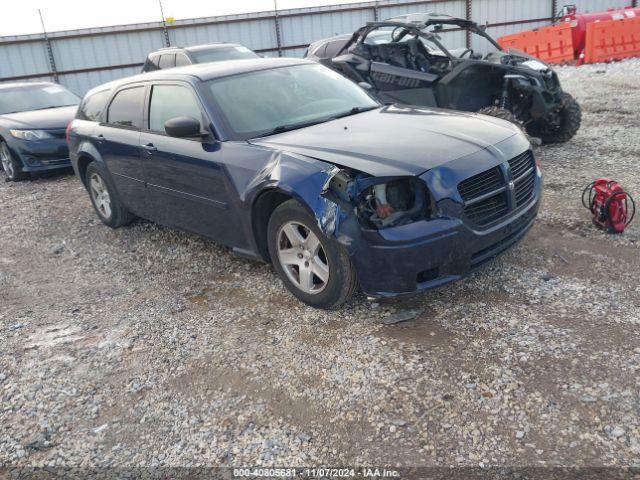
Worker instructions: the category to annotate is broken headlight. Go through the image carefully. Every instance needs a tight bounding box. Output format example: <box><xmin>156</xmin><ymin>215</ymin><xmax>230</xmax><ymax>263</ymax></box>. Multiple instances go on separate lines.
<box><xmin>324</xmin><ymin>170</ymin><xmax>432</xmax><ymax>230</ymax></box>
<box><xmin>356</xmin><ymin>177</ymin><xmax>431</xmax><ymax>229</ymax></box>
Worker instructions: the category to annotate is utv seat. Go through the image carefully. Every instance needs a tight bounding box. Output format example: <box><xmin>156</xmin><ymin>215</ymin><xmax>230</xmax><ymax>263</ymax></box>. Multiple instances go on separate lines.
<box><xmin>364</xmin><ymin>41</ymin><xmax>433</xmax><ymax>73</ymax></box>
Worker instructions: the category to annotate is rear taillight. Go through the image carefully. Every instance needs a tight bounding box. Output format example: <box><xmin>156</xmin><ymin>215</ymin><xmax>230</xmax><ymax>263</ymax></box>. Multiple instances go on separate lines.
<box><xmin>65</xmin><ymin>121</ymin><xmax>73</xmax><ymax>143</ymax></box>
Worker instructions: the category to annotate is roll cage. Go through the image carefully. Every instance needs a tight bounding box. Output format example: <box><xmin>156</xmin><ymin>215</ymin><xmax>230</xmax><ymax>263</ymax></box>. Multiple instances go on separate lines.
<box><xmin>337</xmin><ymin>14</ymin><xmax>503</xmax><ymax>59</ymax></box>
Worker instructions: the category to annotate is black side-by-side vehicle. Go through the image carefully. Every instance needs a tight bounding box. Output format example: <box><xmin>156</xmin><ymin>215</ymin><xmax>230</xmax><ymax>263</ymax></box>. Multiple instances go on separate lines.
<box><xmin>305</xmin><ymin>13</ymin><xmax>581</xmax><ymax>144</ymax></box>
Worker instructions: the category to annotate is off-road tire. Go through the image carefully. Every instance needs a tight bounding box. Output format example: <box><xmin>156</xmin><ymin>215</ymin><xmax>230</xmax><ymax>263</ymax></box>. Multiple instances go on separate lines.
<box><xmin>267</xmin><ymin>199</ymin><xmax>358</xmax><ymax>309</ymax></box>
<box><xmin>1</xmin><ymin>141</ymin><xmax>28</xmax><ymax>182</ymax></box>
<box><xmin>477</xmin><ymin>107</ymin><xmax>542</xmax><ymax>146</ymax></box>
<box><xmin>527</xmin><ymin>92</ymin><xmax>581</xmax><ymax>144</ymax></box>
<box><xmin>85</xmin><ymin>162</ymin><xmax>135</xmax><ymax>228</ymax></box>
<box><xmin>477</xmin><ymin>106</ymin><xmax>521</xmax><ymax>127</ymax></box>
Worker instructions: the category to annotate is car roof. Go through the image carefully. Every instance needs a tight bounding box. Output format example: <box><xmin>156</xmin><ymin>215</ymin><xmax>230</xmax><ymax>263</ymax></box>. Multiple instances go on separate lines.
<box><xmin>150</xmin><ymin>43</ymin><xmax>244</xmax><ymax>54</ymax></box>
<box><xmin>185</xmin><ymin>43</ymin><xmax>244</xmax><ymax>52</ymax></box>
<box><xmin>84</xmin><ymin>57</ymin><xmax>311</xmax><ymax>97</ymax></box>
<box><xmin>0</xmin><ymin>81</ymin><xmax>58</xmax><ymax>90</ymax></box>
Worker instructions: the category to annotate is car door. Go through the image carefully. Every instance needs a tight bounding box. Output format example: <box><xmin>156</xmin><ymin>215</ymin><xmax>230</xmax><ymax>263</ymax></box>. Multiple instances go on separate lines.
<box><xmin>140</xmin><ymin>81</ymin><xmax>235</xmax><ymax>244</ymax></box>
<box><xmin>95</xmin><ymin>84</ymin><xmax>151</xmax><ymax>218</ymax></box>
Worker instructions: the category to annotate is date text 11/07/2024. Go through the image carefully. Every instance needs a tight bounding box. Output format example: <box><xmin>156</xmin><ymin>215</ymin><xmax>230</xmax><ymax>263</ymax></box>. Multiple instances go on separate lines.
<box><xmin>233</xmin><ymin>467</ymin><xmax>401</xmax><ymax>478</ymax></box>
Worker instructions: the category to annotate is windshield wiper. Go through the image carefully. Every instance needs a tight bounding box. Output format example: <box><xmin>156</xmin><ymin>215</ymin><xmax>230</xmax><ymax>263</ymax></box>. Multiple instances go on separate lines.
<box><xmin>260</xmin><ymin>119</ymin><xmax>330</xmax><ymax>137</ymax></box>
<box><xmin>257</xmin><ymin>106</ymin><xmax>379</xmax><ymax>138</ymax></box>
<box><xmin>329</xmin><ymin>105</ymin><xmax>379</xmax><ymax>119</ymax></box>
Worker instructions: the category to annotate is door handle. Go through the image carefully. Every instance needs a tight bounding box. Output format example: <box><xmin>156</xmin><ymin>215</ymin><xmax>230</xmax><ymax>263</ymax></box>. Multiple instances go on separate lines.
<box><xmin>91</xmin><ymin>134</ymin><xmax>104</xmax><ymax>142</ymax></box>
<box><xmin>141</xmin><ymin>143</ymin><xmax>157</xmax><ymax>153</ymax></box>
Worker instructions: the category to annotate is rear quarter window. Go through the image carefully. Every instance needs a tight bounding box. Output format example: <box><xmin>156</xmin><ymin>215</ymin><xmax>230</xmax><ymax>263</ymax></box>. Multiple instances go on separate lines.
<box><xmin>143</xmin><ymin>53</ymin><xmax>161</xmax><ymax>72</ymax></box>
<box><xmin>324</xmin><ymin>40</ymin><xmax>348</xmax><ymax>57</ymax></box>
<box><xmin>159</xmin><ymin>54</ymin><xmax>176</xmax><ymax>69</ymax></box>
<box><xmin>76</xmin><ymin>89</ymin><xmax>111</xmax><ymax>121</ymax></box>
<box><xmin>175</xmin><ymin>53</ymin><xmax>191</xmax><ymax>67</ymax></box>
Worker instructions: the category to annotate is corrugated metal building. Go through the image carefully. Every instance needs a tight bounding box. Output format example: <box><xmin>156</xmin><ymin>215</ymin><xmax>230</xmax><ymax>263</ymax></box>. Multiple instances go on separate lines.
<box><xmin>0</xmin><ymin>0</ymin><xmax>635</xmax><ymax>95</ymax></box>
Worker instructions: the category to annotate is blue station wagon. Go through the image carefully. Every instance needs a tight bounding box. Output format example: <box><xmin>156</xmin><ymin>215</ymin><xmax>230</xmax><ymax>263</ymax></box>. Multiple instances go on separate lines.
<box><xmin>67</xmin><ymin>58</ymin><xmax>541</xmax><ymax>308</ymax></box>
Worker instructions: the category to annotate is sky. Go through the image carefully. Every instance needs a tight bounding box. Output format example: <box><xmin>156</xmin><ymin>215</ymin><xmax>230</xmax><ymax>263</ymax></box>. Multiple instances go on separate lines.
<box><xmin>1</xmin><ymin>0</ymin><xmax>371</xmax><ymax>37</ymax></box>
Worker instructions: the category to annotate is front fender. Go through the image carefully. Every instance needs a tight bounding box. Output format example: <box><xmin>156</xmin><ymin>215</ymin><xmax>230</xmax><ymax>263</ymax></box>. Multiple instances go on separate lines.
<box><xmin>245</xmin><ymin>150</ymin><xmax>346</xmax><ymax>233</ymax></box>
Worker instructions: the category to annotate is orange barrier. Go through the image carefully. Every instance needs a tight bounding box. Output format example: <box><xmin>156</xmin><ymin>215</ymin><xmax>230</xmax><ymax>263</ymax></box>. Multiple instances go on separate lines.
<box><xmin>583</xmin><ymin>17</ymin><xmax>640</xmax><ymax>64</ymax></box>
<box><xmin>498</xmin><ymin>23</ymin><xmax>575</xmax><ymax>64</ymax></box>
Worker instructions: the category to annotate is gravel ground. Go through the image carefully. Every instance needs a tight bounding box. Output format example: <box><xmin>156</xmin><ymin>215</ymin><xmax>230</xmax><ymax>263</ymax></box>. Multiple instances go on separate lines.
<box><xmin>1</xmin><ymin>59</ymin><xmax>639</xmax><ymax>476</ymax></box>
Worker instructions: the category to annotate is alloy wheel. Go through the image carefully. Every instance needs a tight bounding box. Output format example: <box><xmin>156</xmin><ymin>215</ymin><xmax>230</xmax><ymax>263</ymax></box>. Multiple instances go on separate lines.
<box><xmin>89</xmin><ymin>173</ymin><xmax>112</xmax><ymax>220</ymax></box>
<box><xmin>277</xmin><ymin>221</ymin><xmax>330</xmax><ymax>294</ymax></box>
<box><xmin>0</xmin><ymin>144</ymin><xmax>15</xmax><ymax>178</ymax></box>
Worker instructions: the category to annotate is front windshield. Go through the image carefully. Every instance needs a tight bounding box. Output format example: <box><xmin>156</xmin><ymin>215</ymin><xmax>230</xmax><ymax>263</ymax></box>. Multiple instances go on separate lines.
<box><xmin>191</xmin><ymin>46</ymin><xmax>259</xmax><ymax>63</ymax></box>
<box><xmin>0</xmin><ymin>84</ymin><xmax>80</xmax><ymax>115</ymax></box>
<box><xmin>364</xmin><ymin>28</ymin><xmax>447</xmax><ymax>56</ymax></box>
<box><xmin>207</xmin><ymin>63</ymin><xmax>379</xmax><ymax>139</ymax></box>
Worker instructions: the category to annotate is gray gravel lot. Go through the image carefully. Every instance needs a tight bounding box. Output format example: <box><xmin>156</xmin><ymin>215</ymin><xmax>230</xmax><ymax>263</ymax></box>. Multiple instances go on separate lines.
<box><xmin>1</xmin><ymin>59</ymin><xmax>639</xmax><ymax>474</ymax></box>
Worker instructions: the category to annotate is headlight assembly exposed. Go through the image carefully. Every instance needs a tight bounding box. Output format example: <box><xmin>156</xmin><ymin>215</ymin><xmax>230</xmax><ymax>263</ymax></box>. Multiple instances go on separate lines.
<box><xmin>9</xmin><ymin>129</ymin><xmax>54</xmax><ymax>141</ymax></box>
<box><xmin>324</xmin><ymin>169</ymin><xmax>432</xmax><ymax>230</ymax></box>
<box><xmin>357</xmin><ymin>177</ymin><xmax>430</xmax><ymax>229</ymax></box>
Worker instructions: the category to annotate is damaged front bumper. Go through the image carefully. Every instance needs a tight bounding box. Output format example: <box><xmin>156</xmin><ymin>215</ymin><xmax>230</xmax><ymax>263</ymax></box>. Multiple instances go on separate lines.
<box><xmin>317</xmin><ymin>151</ymin><xmax>542</xmax><ymax>298</ymax></box>
<box><xmin>349</xmin><ymin>194</ymin><xmax>539</xmax><ymax>297</ymax></box>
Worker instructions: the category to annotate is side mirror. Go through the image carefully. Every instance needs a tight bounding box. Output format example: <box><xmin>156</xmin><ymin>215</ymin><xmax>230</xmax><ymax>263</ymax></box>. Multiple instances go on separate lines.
<box><xmin>358</xmin><ymin>81</ymin><xmax>373</xmax><ymax>91</ymax></box>
<box><xmin>164</xmin><ymin>116</ymin><xmax>204</xmax><ymax>138</ymax></box>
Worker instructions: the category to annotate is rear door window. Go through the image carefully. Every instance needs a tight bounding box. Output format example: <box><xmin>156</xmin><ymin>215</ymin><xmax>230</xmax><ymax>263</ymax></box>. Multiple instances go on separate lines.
<box><xmin>77</xmin><ymin>89</ymin><xmax>110</xmax><ymax>121</ymax></box>
<box><xmin>107</xmin><ymin>86</ymin><xmax>145</xmax><ymax>129</ymax></box>
<box><xmin>158</xmin><ymin>54</ymin><xmax>176</xmax><ymax>69</ymax></box>
<box><xmin>148</xmin><ymin>84</ymin><xmax>202</xmax><ymax>133</ymax></box>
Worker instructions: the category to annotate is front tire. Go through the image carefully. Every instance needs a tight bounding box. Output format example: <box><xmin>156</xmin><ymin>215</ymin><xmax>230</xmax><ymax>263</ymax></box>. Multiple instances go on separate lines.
<box><xmin>85</xmin><ymin>162</ymin><xmax>134</xmax><ymax>228</ymax></box>
<box><xmin>267</xmin><ymin>200</ymin><xmax>358</xmax><ymax>309</ymax></box>
<box><xmin>477</xmin><ymin>107</ymin><xmax>542</xmax><ymax>146</ymax></box>
<box><xmin>477</xmin><ymin>106</ymin><xmax>521</xmax><ymax>127</ymax></box>
<box><xmin>1</xmin><ymin>142</ymin><xmax>28</xmax><ymax>182</ymax></box>
<box><xmin>527</xmin><ymin>92</ymin><xmax>581</xmax><ymax>144</ymax></box>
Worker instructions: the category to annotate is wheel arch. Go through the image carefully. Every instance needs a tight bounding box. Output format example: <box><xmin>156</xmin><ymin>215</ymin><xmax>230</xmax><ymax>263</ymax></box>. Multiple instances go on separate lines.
<box><xmin>76</xmin><ymin>153</ymin><xmax>97</xmax><ymax>186</ymax></box>
<box><xmin>251</xmin><ymin>188</ymin><xmax>295</xmax><ymax>262</ymax></box>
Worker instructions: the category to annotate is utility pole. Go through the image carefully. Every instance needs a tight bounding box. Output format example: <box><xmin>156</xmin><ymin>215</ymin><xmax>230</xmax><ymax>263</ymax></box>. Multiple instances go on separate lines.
<box><xmin>38</xmin><ymin>9</ymin><xmax>59</xmax><ymax>83</ymax></box>
<box><xmin>274</xmin><ymin>0</ymin><xmax>283</xmax><ymax>57</ymax></box>
<box><xmin>551</xmin><ymin>0</ymin><xmax>559</xmax><ymax>22</ymax></box>
<box><xmin>465</xmin><ymin>0</ymin><xmax>472</xmax><ymax>49</ymax></box>
<box><xmin>158</xmin><ymin>0</ymin><xmax>171</xmax><ymax>47</ymax></box>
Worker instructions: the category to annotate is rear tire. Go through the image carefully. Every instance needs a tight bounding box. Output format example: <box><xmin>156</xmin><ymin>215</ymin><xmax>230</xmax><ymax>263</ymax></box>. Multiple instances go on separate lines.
<box><xmin>527</xmin><ymin>92</ymin><xmax>581</xmax><ymax>144</ymax></box>
<box><xmin>1</xmin><ymin>142</ymin><xmax>28</xmax><ymax>182</ymax></box>
<box><xmin>85</xmin><ymin>162</ymin><xmax>135</xmax><ymax>228</ymax></box>
<box><xmin>267</xmin><ymin>199</ymin><xmax>358</xmax><ymax>309</ymax></box>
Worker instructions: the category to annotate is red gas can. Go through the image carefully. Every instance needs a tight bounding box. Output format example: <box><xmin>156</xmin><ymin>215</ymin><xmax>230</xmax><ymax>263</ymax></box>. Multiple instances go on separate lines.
<box><xmin>559</xmin><ymin>5</ymin><xmax>640</xmax><ymax>59</ymax></box>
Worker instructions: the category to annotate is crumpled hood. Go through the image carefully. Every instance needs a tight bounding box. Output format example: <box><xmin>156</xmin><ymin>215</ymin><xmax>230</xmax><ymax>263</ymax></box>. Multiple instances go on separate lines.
<box><xmin>0</xmin><ymin>105</ymin><xmax>77</xmax><ymax>130</ymax></box>
<box><xmin>251</xmin><ymin>105</ymin><xmax>519</xmax><ymax>177</ymax></box>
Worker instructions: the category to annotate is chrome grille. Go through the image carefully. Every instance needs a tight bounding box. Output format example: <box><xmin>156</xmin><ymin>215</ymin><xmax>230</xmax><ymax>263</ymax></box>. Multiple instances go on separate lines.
<box><xmin>509</xmin><ymin>151</ymin><xmax>536</xmax><ymax>207</ymax></box>
<box><xmin>458</xmin><ymin>166</ymin><xmax>504</xmax><ymax>202</ymax></box>
<box><xmin>458</xmin><ymin>150</ymin><xmax>537</xmax><ymax>227</ymax></box>
<box><xmin>508</xmin><ymin>150</ymin><xmax>535</xmax><ymax>180</ymax></box>
<box><xmin>463</xmin><ymin>191</ymin><xmax>509</xmax><ymax>226</ymax></box>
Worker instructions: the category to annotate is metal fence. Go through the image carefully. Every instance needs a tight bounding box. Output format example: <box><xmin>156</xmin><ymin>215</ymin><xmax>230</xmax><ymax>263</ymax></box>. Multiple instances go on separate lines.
<box><xmin>0</xmin><ymin>0</ymin><xmax>635</xmax><ymax>95</ymax></box>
